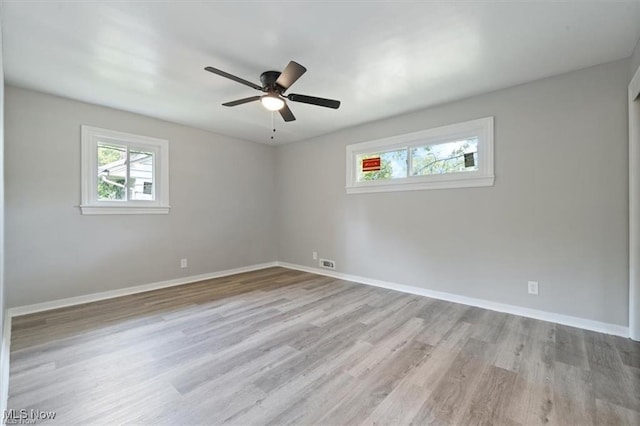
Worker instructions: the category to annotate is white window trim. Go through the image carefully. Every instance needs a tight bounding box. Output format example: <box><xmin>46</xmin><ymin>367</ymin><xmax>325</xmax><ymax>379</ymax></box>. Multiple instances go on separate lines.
<box><xmin>346</xmin><ymin>117</ymin><xmax>494</xmax><ymax>194</ymax></box>
<box><xmin>80</xmin><ymin>125</ymin><xmax>170</xmax><ymax>215</ymax></box>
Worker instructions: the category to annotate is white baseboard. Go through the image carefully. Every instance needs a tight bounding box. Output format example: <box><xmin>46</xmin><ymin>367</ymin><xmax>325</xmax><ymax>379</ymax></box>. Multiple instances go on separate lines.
<box><xmin>1</xmin><ymin>310</ymin><xmax>11</xmax><ymax>418</ymax></box>
<box><xmin>276</xmin><ymin>261</ymin><xmax>630</xmax><ymax>338</ymax></box>
<box><xmin>8</xmin><ymin>262</ymin><xmax>278</xmax><ymax>318</ymax></box>
<box><xmin>5</xmin><ymin>259</ymin><xmax>631</xmax><ymax>336</ymax></box>
<box><xmin>0</xmin><ymin>259</ymin><xmax>630</xmax><ymax>416</ymax></box>
<box><xmin>1</xmin><ymin>258</ymin><xmax>629</xmax><ymax>422</ymax></box>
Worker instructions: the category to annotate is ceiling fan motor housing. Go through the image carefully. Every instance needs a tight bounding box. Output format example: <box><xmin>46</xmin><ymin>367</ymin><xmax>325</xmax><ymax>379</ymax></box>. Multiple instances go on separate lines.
<box><xmin>260</xmin><ymin>71</ymin><xmax>284</xmax><ymax>93</ymax></box>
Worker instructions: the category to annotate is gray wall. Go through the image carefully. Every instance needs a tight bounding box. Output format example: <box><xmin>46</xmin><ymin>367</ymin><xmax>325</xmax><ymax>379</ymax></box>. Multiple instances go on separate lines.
<box><xmin>3</xmin><ymin>59</ymin><xmax>632</xmax><ymax>327</ymax></box>
<box><xmin>0</xmin><ymin>9</ymin><xmax>4</xmax><ymax>330</ymax></box>
<box><xmin>276</xmin><ymin>59</ymin><xmax>630</xmax><ymax>326</ymax></box>
<box><xmin>632</xmin><ymin>38</ymin><xmax>640</xmax><ymax>78</ymax></box>
<box><xmin>0</xmin><ymin>7</ymin><xmax>6</xmax><ymax>409</ymax></box>
<box><xmin>5</xmin><ymin>86</ymin><xmax>277</xmax><ymax>307</ymax></box>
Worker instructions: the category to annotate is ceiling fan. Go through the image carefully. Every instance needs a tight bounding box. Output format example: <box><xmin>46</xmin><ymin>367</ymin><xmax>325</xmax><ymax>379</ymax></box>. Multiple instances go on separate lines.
<box><xmin>204</xmin><ymin>61</ymin><xmax>340</xmax><ymax>122</ymax></box>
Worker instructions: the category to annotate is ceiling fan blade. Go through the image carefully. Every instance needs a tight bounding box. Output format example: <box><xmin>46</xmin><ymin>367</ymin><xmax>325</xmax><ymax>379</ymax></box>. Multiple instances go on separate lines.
<box><xmin>222</xmin><ymin>96</ymin><xmax>261</xmax><ymax>107</ymax></box>
<box><xmin>205</xmin><ymin>66</ymin><xmax>263</xmax><ymax>91</ymax></box>
<box><xmin>287</xmin><ymin>93</ymin><xmax>340</xmax><ymax>109</ymax></box>
<box><xmin>279</xmin><ymin>104</ymin><xmax>296</xmax><ymax>122</ymax></box>
<box><xmin>275</xmin><ymin>61</ymin><xmax>307</xmax><ymax>90</ymax></box>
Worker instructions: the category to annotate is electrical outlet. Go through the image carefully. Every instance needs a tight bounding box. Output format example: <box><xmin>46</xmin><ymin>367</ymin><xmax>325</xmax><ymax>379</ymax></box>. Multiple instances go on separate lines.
<box><xmin>528</xmin><ymin>281</ymin><xmax>539</xmax><ymax>295</ymax></box>
<box><xmin>180</xmin><ymin>258</ymin><xmax>188</xmax><ymax>268</ymax></box>
<box><xmin>312</xmin><ymin>251</ymin><xmax>318</xmax><ymax>260</ymax></box>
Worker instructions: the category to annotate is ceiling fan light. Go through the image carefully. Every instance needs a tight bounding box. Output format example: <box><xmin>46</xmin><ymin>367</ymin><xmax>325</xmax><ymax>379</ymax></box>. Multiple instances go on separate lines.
<box><xmin>261</xmin><ymin>95</ymin><xmax>285</xmax><ymax>111</ymax></box>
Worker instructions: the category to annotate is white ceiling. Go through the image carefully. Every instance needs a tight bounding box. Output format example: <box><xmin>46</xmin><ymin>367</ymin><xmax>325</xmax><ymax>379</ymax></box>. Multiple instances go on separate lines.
<box><xmin>2</xmin><ymin>1</ymin><xmax>640</xmax><ymax>144</ymax></box>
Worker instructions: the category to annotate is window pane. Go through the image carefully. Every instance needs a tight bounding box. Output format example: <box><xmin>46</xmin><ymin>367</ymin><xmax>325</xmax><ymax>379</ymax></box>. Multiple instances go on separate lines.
<box><xmin>410</xmin><ymin>137</ymin><xmax>478</xmax><ymax>176</ymax></box>
<box><xmin>129</xmin><ymin>149</ymin><xmax>154</xmax><ymax>200</ymax></box>
<box><xmin>97</xmin><ymin>143</ymin><xmax>127</xmax><ymax>200</ymax></box>
<box><xmin>357</xmin><ymin>149</ymin><xmax>407</xmax><ymax>182</ymax></box>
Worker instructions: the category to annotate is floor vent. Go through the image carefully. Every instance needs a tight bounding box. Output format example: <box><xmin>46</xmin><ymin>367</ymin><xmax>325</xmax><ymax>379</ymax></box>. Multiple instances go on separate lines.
<box><xmin>319</xmin><ymin>259</ymin><xmax>336</xmax><ymax>270</ymax></box>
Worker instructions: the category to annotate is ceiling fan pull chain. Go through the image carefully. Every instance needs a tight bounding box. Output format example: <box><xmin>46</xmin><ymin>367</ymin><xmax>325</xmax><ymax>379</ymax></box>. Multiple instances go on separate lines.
<box><xmin>270</xmin><ymin>111</ymin><xmax>276</xmax><ymax>141</ymax></box>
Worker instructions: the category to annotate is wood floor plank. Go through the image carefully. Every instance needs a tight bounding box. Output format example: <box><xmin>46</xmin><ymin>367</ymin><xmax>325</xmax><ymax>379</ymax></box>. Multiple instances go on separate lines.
<box><xmin>318</xmin><ymin>339</ymin><xmax>431</xmax><ymax>425</ymax></box>
<box><xmin>550</xmin><ymin>361</ymin><xmax>596</xmax><ymax>425</ymax></box>
<box><xmin>591</xmin><ymin>365</ymin><xmax>640</xmax><ymax>412</ymax></box>
<box><xmin>410</xmin><ymin>338</ymin><xmax>491</xmax><ymax>424</ymax></box>
<box><xmin>267</xmin><ymin>370</ymin><xmax>357</xmax><ymax>426</ymax></box>
<box><xmin>555</xmin><ymin>324</ymin><xmax>589</xmax><ymax>369</ymax></box>
<box><xmin>503</xmin><ymin>320</ymin><xmax>556</xmax><ymax>425</ymax></box>
<box><xmin>462</xmin><ymin>365</ymin><xmax>518</xmax><ymax>425</ymax></box>
<box><xmin>595</xmin><ymin>399</ymin><xmax>640</xmax><ymax>425</ymax></box>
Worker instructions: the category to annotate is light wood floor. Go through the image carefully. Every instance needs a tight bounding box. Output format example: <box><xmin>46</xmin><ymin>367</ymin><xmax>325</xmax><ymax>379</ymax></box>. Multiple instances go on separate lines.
<box><xmin>8</xmin><ymin>267</ymin><xmax>640</xmax><ymax>425</ymax></box>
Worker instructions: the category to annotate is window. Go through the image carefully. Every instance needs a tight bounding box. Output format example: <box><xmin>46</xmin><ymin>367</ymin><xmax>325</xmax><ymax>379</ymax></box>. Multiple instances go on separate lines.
<box><xmin>81</xmin><ymin>126</ymin><xmax>170</xmax><ymax>215</ymax></box>
<box><xmin>346</xmin><ymin>117</ymin><xmax>494</xmax><ymax>194</ymax></box>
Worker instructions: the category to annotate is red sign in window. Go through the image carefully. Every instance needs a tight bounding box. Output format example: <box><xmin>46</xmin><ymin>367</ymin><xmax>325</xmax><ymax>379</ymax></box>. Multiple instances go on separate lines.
<box><xmin>362</xmin><ymin>157</ymin><xmax>381</xmax><ymax>172</ymax></box>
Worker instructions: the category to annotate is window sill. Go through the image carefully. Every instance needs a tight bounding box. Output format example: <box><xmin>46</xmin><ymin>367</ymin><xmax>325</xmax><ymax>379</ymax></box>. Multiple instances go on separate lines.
<box><xmin>80</xmin><ymin>205</ymin><xmax>171</xmax><ymax>215</ymax></box>
<box><xmin>346</xmin><ymin>176</ymin><xmax>494</xmax><ymax>194</ymax></box>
